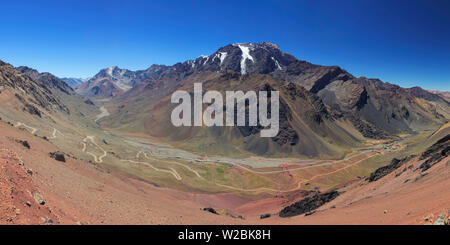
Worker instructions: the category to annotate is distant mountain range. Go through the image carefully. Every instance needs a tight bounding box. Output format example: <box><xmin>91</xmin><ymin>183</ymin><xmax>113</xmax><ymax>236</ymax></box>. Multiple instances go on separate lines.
<box><xmin>73</xmin><ymin>42</ymin><xmax>449</xmax><ymax>157</ymax></box>
<box><xmin>428</xmin><ymin>90</ymin><xmax>450</xmax><ymax>102</ymax></box>
<box><xmin>60</xmin><ymin>77</ymin><xmax>89</xmax><ymax>89</ymax></box>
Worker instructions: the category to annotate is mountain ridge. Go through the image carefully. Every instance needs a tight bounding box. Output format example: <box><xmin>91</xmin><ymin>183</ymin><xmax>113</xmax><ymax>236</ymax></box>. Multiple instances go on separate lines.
<box><xmin>60</xmin><ymin>77</ymin><xmax>88</xmax><ymax>89</ymax></box>
<box><xmin>88</xmin><ymin>42</ymin><xmax>449</xmax><ymax>157</ymax></box>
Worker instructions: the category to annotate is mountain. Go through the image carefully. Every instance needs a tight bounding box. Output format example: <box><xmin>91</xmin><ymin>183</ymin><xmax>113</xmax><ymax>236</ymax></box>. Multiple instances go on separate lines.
<box><xmin>17</xmin><ymin>66</ymin><xmax>74</xmax><ymax>96</ymax></box>
<box><xmin>60</xmin><ymin>77</ymin><xmax>88</xmax><ymax>89</ymax></box>
<box><xmin>95</xmin><ymin>42</ymin><xmax>449</xmax><ymax>158</ymax></box>
<box><xmin>184</xmin><ymin>43</ymin><xmax>449</xmax><ymax>135</ymax></box>
<box><xmin>76</xmin><ymin>42</ymin><xmax>293</xmax><ymax>99</ymax></box>
<box><xmin>0</xmin><ymin>62</ymin><xmax>70</xmax><ymax>119</ymax></box>
<box><xmin>1</xmin><ymin>43</ymin><xmax>449</xmax><ymax>225</ymax></box>
<box><xmin>110</xmin><ymin>72</ymin><xmax>365</xmax><ymax>157</ymax></box>
<box><xmin>76</xmin><ymin>64</ymin><xmax>177</xmax><ymax>99</ymax></box>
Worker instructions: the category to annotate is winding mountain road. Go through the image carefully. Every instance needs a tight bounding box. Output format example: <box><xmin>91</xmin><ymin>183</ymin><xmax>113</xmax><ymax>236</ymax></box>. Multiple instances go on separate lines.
<box><xmin>121</xmin><ymin>159</ymin><xmax>182</xmax><ymax>180</ymax></box>
<box><xmin>143</xmin><ymin>152</ymin><xmax>204</xmax><ymax>180</ymax></box>
<box><xmin>15</xmin><ymin>122</ymin><xmax>37</xmax><ymax>134</ymax></box>
<box><xmin>50</xmin><ymin>128</ymin><xmax>64</xmax><ymax>139</ymax></box>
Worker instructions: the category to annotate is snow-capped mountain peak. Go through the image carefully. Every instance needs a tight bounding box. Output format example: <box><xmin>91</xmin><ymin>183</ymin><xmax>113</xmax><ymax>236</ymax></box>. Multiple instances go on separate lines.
<box><xmin>182</xmin><ymin>42</ymin><xmax>296</xmax><ymax>75</ymax></box>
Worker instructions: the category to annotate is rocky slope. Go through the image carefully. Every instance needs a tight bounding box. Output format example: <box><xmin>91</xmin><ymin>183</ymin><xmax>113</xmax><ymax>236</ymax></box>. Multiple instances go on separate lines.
<box><xmin>1</xmin><ymin>48</ymin><xmax>449</xmax><ymax>224</ymax></box>
<box><xmin>78</xmin><ymin>43</ymin><xmax>449</xmax><ymax>136</ymax></box>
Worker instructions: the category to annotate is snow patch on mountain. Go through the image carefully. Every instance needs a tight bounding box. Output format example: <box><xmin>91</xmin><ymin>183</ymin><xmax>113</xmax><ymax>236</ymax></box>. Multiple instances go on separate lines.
<box><xmin>219</xmin><ymin>52</ymin><xmax>227</xmax><ymax>66</ymax></box>
<box><xmin>236</xmin><ymin>44</ymin><xmax>254</xmax><ymax>74</ymax></box>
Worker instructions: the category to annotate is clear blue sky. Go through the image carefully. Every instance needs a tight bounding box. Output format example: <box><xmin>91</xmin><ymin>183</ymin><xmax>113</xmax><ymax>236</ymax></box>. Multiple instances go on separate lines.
<box><xmin>1</xmin><ymin>0</ymin><xmax>449</xmax><ymax>90</ymax></box>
